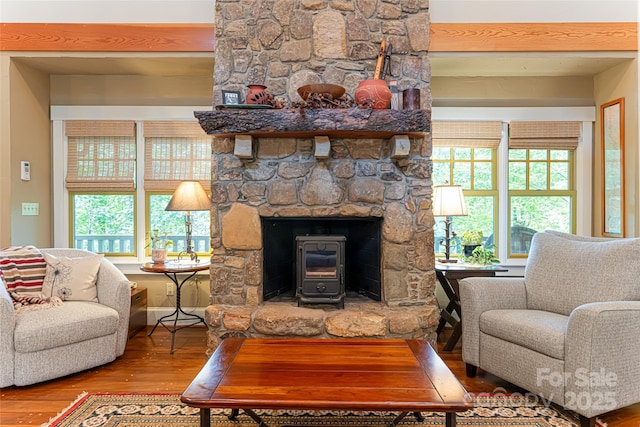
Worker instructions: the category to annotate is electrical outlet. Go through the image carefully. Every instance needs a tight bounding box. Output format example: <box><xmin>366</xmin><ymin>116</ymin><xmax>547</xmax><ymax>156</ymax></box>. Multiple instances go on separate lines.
<box><xmin>166</xmin><ymin>283</ymin><xmax>175</xmax><ymax>296</ymax></box>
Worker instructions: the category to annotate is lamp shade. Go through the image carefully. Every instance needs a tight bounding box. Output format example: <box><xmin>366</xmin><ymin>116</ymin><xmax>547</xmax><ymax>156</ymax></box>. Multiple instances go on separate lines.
<box><xmin>432</xmin><ymin>185</ymin><xmax>468</xmax><ymax>217</ymax></box>
<box><xmin>165</xmin><ymin>181</ymin><xmax>211</xmax><ymax>212</ymax></box>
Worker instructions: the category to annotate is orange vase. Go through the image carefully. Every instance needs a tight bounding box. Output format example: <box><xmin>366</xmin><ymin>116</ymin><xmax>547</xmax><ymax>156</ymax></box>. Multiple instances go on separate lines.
<box><xmin>354</xmin><ymin>79</ymin><xmax>392</xmax><ymax>109</ymax></box>
<box><xmin>246</xmin><ymin>84</ymin><xmax>268</xmax><ymax>104</ymax></box>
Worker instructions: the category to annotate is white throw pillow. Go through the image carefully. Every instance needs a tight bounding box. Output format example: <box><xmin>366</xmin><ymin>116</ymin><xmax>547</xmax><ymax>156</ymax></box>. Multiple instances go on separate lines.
<box><xmin>42</xmin><ymin>253</ymin><xmax>104</xmax><ymax>302</ymax></box>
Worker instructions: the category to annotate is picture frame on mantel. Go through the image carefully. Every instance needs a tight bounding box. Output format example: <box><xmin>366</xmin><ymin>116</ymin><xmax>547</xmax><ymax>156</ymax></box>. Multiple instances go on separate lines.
<box><xmin>601</xmin><ymin>97</ymin><xmax>625</xmax><ymax>237</ymax></box>
<box><xmin>222</xmin><ymin>90</ymin><xmax>241</xmax><ymax>105</ymax></box>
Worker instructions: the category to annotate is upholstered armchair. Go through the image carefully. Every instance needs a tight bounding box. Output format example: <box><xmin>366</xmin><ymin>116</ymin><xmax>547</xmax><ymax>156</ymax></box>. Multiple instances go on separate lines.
<box><xmin>0</xmin><ymin>248</ymin><xmax>131</xmax><ymax>387</ymax></box>
<box><xmin>460</xmin><ymin>230</ymin><xmax>640</xmax><ymax>427</ymax></box>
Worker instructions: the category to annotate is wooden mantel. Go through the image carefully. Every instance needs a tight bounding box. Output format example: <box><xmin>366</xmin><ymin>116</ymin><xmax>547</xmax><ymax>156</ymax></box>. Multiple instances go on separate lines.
<box><xmin>194</xmin><ymin>109</ymin><xmax>431</xmax><ymax>139</ymax></box>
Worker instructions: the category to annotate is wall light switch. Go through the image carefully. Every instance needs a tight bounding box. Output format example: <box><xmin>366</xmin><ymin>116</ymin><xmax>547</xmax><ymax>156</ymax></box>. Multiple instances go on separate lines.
<box><xmin>22</xmin><ymin>203</ymin><xmax>39</xmax><ymax>216</ymax></box>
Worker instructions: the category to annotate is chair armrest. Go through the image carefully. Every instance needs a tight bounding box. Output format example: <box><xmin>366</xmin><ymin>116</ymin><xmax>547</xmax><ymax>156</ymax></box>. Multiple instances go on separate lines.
<box><xmin>95</xmin><ymin>259</ymin><xmax>131</xmax><ymax>357</ymax></box>
<box><xmin>460</xmin><ymin>277</ymin><xmax>527</xmax><ymax>367</ymax></box>
<box><xmin>565</xmin><ymin>301</ymin><xmax>640</xmax><ymax>418</ymax></box>
<box><xmin>0</xmin><ymin>284</ymin><xmax>16</xmax><ymax>387</ymax></box>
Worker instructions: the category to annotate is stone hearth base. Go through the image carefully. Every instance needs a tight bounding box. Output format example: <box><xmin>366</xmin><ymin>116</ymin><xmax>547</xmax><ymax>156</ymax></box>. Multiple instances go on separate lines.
<box><xmin>203</xmin><ymin>299</ymin><xmax>440</xmax><ymax>356</ymax></box>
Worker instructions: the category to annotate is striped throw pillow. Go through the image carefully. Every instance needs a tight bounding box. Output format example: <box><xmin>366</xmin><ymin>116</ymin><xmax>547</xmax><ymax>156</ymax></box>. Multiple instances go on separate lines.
<box><xmin>0</xmin><ymin>245</ymin><xmax>47</xmax><ymax>294</ymax></box>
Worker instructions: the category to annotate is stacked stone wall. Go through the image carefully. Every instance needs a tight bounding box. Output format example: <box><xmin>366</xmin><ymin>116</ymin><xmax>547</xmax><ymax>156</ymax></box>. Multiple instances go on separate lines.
<box><xmin>213</xmin><ymin>0</ymin><xmax>431</xmax><ymax>108</ymax></box>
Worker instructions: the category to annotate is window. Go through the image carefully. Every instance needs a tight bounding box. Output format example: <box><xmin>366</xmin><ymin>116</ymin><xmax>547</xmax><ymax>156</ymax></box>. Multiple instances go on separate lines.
<box><xmin>432</xmin><ymin>121</ymin><xmax>501</xmax><ymax>257</ymax></box>
<box><xmin>71</xmin><ymin>193</ymin><xmax>136</xmax><ymax>254</ymax></box>
<box><xmin>143</xmin><ymin>121</ymin><xmax>211</xmax><ymax>257</ymax></box>
<box><xmin>53</xmin><ymin>107</ymin><xmax>212</xmax><ymax>265</ymax></box>
<box><xmin>431</xmin><ymin>113</ymin><xmax>590</xmax><ymax>263</ymax></box>
<box><xmin>507</xmin><ymin>121</ymin><xmax>579</xmax><ymax>257</ymax></box>
<box><xmin>66</xmin><ymin>121</ymin><xmax>137</xmax><ymax>255</ymax></box>
<box><xmin>148</xmin><ymin>194</ymin><xmax>210</xmax><ymax>254</ymax></box>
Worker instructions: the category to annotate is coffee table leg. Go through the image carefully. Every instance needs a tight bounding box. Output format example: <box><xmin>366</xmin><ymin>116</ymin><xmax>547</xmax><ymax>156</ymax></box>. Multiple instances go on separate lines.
<box><xmin>389</xmin><ymin>411</ymin><xmax>408</xmax><ymax>426</ymax></box>
<box><xmin>445</xmin><ymin>412</ymin><xmax>456</xmax><ymax>427</ymax></box>
<box><xmin>243</xmin><ymin>408</ymin><xmax>269</xmax><ymax>427</ymax></box>
<box><xmin>228</xmin><ymin>408</ymin><xmax>240</xmax><ymax>420</ymax></box>
<box><xmin>200</xmin><ymin>408</ymin><xmax>210</xmax><ymax>427</ymax></box>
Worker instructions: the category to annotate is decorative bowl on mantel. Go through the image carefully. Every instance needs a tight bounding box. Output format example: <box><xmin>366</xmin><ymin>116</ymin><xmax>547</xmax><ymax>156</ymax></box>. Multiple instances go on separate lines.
<box><xmin>297</xmin><ymin>84</ymin><xmax>345</xmax><ymax>100</ymax></box>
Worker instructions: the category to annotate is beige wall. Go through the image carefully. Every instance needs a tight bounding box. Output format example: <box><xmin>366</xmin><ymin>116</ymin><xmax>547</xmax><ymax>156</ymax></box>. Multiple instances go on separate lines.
<box><xmin>0</xmin><ymin>55</ymin><xmax>12</xmax><ymax>247</ymax></box>
<box><xmin>6</xmin><ymin>60</ymin><xmax>52</xmax><ymax>247</ymax></box>
<box><xmin>432</xmin><ymin>76</ymin><xmax>595</xmax><ymax>107</ymax></box>
<box><xmin>594</xmin><ymin>59</ymin><xmax>639</xmax><ymax>237</ymax></box>
<box><xmin>51</xmin><ymin>75</ymin><xmax>213</xmax><ymax>106</ymax></box>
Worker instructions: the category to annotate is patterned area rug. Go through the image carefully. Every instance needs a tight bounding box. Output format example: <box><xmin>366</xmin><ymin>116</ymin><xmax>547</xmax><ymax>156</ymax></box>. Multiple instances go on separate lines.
<box><xmin>43</xmin><ymin>392</ymin><xmax>590</xmax><ymax>427</ymax></box>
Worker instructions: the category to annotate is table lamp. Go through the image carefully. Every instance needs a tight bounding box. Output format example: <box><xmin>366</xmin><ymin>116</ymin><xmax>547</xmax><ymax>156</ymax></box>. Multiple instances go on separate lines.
<box><xmin>432</xmin><ymin>184</ymin><xmax>468</xmax><ymax>263</ymax></box>
<box><xmin>165</xmin><ymin>181</ymin><xmax>211</xmax><ymax>263</ymax></box>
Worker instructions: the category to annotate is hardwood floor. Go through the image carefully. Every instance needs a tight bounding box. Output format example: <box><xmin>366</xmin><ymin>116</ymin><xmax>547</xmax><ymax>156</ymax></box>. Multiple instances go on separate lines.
<box><xmin>1</xmin><ymin>327</ymin><xmax>638</xmax><ymax>426</ymax></box>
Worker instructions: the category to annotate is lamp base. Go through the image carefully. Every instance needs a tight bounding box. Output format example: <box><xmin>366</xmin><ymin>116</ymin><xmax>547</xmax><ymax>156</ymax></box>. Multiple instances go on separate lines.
<box><xmin>178</xmin><ymin>251</ymin><xmax>199</xmax><ymax>263</ymax></box>
<box><xmin>437</xmin><ymin>258</ymin><xmax>458</xmax><ymax>263</ymax></box>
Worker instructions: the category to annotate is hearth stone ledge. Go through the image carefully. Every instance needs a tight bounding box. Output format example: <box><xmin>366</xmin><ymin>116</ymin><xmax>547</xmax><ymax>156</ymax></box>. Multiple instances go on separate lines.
<box><xmin>203</xmin><ymin>301</ymin><xmax>441</xmax><ymax>357</ymax></box>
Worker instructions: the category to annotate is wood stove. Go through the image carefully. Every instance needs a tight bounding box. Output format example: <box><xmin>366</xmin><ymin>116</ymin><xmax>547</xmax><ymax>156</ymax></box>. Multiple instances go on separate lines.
<box><xmin>296</xmin><ymin>235</ymin><xmax>346</xmax><ymax>308</ymax></box>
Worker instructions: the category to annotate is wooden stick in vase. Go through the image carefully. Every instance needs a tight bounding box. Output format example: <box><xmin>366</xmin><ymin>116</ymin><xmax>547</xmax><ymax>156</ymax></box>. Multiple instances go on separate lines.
<box><xmin>373</xmin><ymin>40</ymin><xmax>386</xmax><ymax>79</ymax></box>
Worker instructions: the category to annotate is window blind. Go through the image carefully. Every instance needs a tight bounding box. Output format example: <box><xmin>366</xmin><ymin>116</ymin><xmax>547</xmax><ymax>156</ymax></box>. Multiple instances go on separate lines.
<box><xmin>65</xmin><ymin>121</ymin><xmax>136</xmax><ymax>190</ymax></box>
<box><xmin>509</xmin><ymin>121</ymin><xmax>581</xmax><ymax>150</ymax></box>
<box><xmin>432</xmin><ymin>121</ymin><xmax>502</xmax><ymax>149</ymax></box>
<box><xmin>143</xmin><ymin>121</ymin><xmax>211</xmax><ymax>191</ymax></box>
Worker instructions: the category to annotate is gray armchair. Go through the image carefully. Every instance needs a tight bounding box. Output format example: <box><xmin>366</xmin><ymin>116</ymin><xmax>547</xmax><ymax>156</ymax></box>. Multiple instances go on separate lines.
<box><xmin>0</xmin><ymin>248</ymin><xmax>131</xmax><ymax>387</ymax></box>
<box><xmin>460</xmin><ymin>230</ymin><xmax>640</xmax><ymax>427</ymax></box>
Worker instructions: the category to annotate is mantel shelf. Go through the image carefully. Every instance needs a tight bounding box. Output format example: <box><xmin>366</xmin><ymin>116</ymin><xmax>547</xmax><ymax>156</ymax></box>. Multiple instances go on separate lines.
<box><xmin>195</xmin><ymin>108</ymin><xmax>431</xmax><ymax>139</ymax></box>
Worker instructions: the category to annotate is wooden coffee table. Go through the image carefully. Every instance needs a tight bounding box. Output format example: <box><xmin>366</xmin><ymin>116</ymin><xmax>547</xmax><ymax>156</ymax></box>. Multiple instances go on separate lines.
<box><xmin>181</xmin><ymin>337</ymin><xmax>473</xmax><ymax>427</ymax></box>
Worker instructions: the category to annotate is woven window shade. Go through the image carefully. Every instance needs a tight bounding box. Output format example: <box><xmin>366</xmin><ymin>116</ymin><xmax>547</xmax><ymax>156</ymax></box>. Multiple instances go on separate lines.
<box><xmin>143</xmin><ymin>121</ymin><xmax>207</xmax><ymax>138</ymax></box>
<box><xmin>143</xmin><ymin>121</ymin><xmax>211</xmax><ymax>191</ymax></box>
<box><xmin>509</xmin><ymin>121</ymin><xmax>581</xmax><ymax>150</ymax></box>
<box><xmin>65</xmin><ymin>121</ymin><xmax>136</xmax><ymax>190</ymax></box>
<box><xmin>432</xmin><ymin>121</ymin><xmax>502</xmax><ymax>149</ymax></box>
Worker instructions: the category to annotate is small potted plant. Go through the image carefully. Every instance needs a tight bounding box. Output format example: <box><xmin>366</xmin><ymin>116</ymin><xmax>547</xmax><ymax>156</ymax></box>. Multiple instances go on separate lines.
<box><xmin>465</xmin><ymin>244</ymin><xmax>500</xmax><ymax>265</ymax></box>
<box><xmin>147</xmin><ymin>229</ymin><xmax>173</xmax><ymax>263</ymax></box>
<box><xmin>460</xmin><ymin>230</ymin><xmax>484</xmax><ymax>257</ymax></box>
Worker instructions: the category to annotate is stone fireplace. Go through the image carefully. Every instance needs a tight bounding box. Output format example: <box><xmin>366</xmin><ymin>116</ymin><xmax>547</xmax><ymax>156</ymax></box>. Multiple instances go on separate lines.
<box><xmin>200</xmin><ymin>0</ymin><xmax>438</xmax><ymax>356</ymax></box>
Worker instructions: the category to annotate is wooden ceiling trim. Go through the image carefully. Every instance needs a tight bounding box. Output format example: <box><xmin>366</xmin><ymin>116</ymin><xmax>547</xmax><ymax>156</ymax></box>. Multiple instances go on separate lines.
<box><xmin>1</xmin><ymin>22</ymin><xmax>635</xmax><ymax>53</ymax></box>
<box><xmin>430</xmin><ymin>22</ymin><xmax>638</xmax><ymax>52</ymax></box>
<box><xmin>0</xmin><ymin>23</ymin><xmax>215</xmax><ymax>52</ymax></box>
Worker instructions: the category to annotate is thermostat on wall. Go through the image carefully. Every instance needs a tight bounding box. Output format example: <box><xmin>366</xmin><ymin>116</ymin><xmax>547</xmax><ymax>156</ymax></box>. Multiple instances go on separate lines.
<box><xmin>20</xmin><ymin>161</ymin><xmax>30</xmax><ymax>181</ymax></box>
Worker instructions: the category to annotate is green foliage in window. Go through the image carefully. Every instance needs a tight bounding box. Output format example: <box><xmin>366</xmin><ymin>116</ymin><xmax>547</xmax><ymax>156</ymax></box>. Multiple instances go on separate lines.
<box><xmin>464</xmin><ymin>244</ymin><xmax>500</xmax><ymax>265</ymax></box>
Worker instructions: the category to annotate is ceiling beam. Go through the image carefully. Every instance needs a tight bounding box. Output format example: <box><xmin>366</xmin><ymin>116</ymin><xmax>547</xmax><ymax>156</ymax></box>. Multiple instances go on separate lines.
<box><xmin>430</xmin><ymin>22</ymin><xmax>638</xmax><ymax>52</ymax></box>
<box><xmin>1</xmin><ymin>22</ymin><xmax>635</xmax><ymax>53</ymax></box>
<box><xmin>0</xmin><ymin>23</ymin><xmax>215</xmax><ymax>52</ymax></box>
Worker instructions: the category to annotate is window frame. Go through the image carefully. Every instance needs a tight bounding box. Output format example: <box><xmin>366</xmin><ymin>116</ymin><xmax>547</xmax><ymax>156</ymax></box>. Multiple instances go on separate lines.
<box><xmin>507</xmin><ymin>148</ymin><xmax>576</xmax><ymax>258</ymax></box>
<box><xmin>433</xmin><ymin>107</ymin><xmax>595</xmax><ymax>268</ymax></box>
<box><xmin>52</xmin><ymin>106</ymin><xmax>211</xmax><ymax>273</ymax></box>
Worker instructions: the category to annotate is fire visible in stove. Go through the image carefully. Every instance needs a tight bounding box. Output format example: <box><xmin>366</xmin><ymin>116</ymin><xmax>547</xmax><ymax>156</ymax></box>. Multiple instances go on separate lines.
<box><xmin>296</xmin><ymin>235</ymin><xmax>346</xmax><ymax>308</ymax></box>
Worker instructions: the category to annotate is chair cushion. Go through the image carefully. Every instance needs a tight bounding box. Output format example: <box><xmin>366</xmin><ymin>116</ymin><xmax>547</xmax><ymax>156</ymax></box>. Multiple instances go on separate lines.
<box><xmin>41</xmin><ymin>252</ymin><xmax>103</xmax><ymax>302</ymax></box>
<box><xmin>525</xmin><ymin>232</ymin><xmax>640</xmax><ymax>316</ymax></box>
<box><xmin>480</xmin><ymin>309</ymin><xmax>569</xmax><ymax>360</ymax></box>
<box><xmin>13</xmin><ymin>301</ymin><xmax>119</xmax><ymax>353</ymax></box>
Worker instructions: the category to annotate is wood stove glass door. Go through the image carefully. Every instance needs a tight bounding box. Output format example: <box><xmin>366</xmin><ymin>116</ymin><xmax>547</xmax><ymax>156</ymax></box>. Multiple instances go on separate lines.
<box><xmin>305</xmin><ymin>248</ymin><xmax>338</xmax><ymax>279</ymax></box>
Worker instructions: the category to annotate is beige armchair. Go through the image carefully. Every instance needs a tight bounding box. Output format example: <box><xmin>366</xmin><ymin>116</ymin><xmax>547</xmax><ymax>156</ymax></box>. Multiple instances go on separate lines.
<box><xmin>0</xmin><ymin>248</ymin><xmax>130</xmax><ymax>387</ymax></box>
<box><xmin>460</xmin><ymin>230</ymin><xmax>640</xmax><ymax>427</ymax></box>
